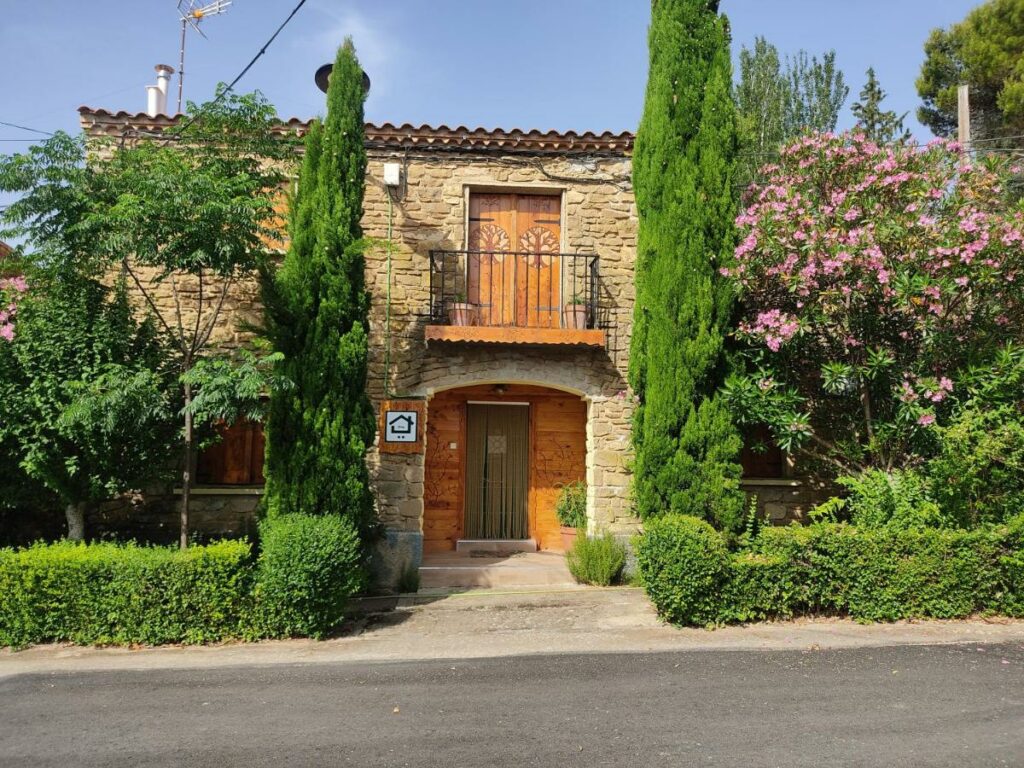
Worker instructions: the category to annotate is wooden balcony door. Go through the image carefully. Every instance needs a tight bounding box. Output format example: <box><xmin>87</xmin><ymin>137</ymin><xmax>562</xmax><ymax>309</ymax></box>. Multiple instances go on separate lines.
<box><xmin>467</xmin><ymin>193</ymin><xmax>561</xmax><ymax>328</ymax></box>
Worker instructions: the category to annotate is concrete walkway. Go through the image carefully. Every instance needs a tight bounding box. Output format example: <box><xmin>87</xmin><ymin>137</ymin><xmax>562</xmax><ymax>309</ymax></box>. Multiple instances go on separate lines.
<box><xmin>3</xmin><ymin>587</ymin><xmax>1024</xmax><ymax>679</ymax></box>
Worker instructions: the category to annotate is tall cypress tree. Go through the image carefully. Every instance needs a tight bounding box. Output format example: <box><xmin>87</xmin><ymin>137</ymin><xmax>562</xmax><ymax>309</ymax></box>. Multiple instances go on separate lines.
<box><xmin>629</xmin><ymin>0</ymin><xmax>743</xmax><ymax>531</ymax></box>
<box><xmin>263</xmin><ymin>39</ymin><xmax>376</xmax><ymax>538</ymax></box>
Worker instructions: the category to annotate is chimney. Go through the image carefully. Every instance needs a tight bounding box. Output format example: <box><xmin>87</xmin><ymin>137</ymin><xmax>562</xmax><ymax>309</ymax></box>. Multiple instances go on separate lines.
<box><xmin>145</xmin><ymin>64</ymin><xmax>176</xmax><ymax>117</ymax></box>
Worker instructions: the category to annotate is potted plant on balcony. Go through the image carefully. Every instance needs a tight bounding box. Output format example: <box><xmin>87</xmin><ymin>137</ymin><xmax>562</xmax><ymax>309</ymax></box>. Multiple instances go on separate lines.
<box><xmin>555</xmin><ymin>480</ymin><xmax>587</xmax><ymax>551</ymax></box>
<box><xmin>448</xmin><ymin>291</ymin><xmax>475</xmax><ymax>326</ymax></box>
<box><xmin>561</xmin><ymin>292</ymin><xmax>588</xmax><ymax>330</ymax></box>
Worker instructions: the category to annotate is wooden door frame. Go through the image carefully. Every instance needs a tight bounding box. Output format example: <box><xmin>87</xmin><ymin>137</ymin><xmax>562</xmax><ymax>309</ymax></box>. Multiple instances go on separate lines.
<box><xmin>423</xmin><ymin>384</ymin><xmax>587</xmax><ymax>552</ymax></box>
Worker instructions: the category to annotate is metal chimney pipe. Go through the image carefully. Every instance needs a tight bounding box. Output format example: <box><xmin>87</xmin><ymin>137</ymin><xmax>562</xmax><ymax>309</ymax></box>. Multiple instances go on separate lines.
<box><xmin>146</xmin><ymin>64</ymin><xmax>176</xmax><ymax>117</ymax></box>
<box><xmin>146</xmin><ymin>85</ymin><xmax>161</xmax><ymax>117</ymax></box>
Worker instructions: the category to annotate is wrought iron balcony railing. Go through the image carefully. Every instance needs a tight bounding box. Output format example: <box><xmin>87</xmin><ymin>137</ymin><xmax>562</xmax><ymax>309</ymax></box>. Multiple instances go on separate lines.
<box><xmin>428</xmin><ymin>250</ymin><xmax>600</xmax><ymax>331</ymax></box>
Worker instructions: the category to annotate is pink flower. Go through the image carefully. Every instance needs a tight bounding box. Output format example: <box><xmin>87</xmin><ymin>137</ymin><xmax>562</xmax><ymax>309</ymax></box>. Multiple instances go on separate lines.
<box><xmin>917</xmin><ymin>413</ymin><xmax>936</xmax><ymax>426</ymax></box>
<box><xmin>0</xmin><ymin>324</ymin><xmax>13</xmax><ymax>342</ymax></box>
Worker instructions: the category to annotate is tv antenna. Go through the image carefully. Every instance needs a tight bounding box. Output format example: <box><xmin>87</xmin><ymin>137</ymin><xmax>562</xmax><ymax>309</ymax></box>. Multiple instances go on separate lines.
<box><xmin>176</xmin><ymin>0</ymin><xmax>232</xmax><ymax>113</ymax></box>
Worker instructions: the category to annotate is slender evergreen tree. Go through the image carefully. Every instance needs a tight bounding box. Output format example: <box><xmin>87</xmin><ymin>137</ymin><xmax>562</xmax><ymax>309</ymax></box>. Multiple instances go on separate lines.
<box><xmin>852</xmin><ymin>67</ymin><xmax>911</xmax><ymax>144</ymax></box>
<box><xmin>263</xmin><ymin>40</ymin><xmax>376</xmax><ymax>539</ymax></box>
<box><xmin>629</xmin><ymin>0</ymin><xmax>743</xmax><ymax>531</ymax></box>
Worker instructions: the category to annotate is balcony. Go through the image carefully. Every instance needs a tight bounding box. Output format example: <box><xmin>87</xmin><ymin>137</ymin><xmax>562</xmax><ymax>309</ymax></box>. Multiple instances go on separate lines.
<box><xmin>426</xmin><ymin>250</ymin><xmax>605</xmax><ymax>347</ymax></box>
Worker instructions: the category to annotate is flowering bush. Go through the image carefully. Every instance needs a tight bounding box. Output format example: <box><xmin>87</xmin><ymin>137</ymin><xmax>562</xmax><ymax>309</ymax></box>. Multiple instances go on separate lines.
<box><xmin>0</xmin><ymin>275</ymin><xmax>27</xmax><ymax>342</ymax></box>
<box><xmin>722</xmin><ymin>132</ymin><xmax>1024</xmax><ymax>474</ymax></box>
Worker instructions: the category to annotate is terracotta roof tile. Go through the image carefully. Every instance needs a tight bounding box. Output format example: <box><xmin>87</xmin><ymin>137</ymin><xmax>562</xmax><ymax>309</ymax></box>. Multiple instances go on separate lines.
<box><xmin>77</xmin><ymin>107</ymin><xmax>633</xmax><ymax>154</ymax></box>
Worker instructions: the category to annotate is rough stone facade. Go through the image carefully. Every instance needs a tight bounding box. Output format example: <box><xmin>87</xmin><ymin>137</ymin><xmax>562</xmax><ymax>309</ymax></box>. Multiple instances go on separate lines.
<box><xmin>358</xmin><ymin>146</ymin><xmax>639</xmax><ymax>540</ymax></box>
<box><xmin>73</xmin><ymin>109</ymin><xmax>831</xmax><ymax>552</ymax></box>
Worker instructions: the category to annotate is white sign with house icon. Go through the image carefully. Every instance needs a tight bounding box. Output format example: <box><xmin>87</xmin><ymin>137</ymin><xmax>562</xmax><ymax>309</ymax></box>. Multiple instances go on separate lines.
<box><xmin>384</xmin><ymin>410</ymin><xmax>418</xmax><ymax>443</ymax></box>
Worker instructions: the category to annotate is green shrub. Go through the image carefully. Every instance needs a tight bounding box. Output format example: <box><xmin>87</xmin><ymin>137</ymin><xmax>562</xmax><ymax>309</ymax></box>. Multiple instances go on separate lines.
<box><xmin>637</xmin><ymin>518</ymin><xmax>1020</xmax><ymax>626</ymax></box>
<box><xmin>555</xmin><ymin>481</ymin><xmax>587</xmax><ymax>529</ymax></box>
<box><xmin>1001</xmin><ymin>513</ymin><xmax>1024</xmax><ymax>617</ymax></box>
<box><xmin>254</xmin><ymin>514</ymin><xmax>364</xmax><ymax>639</ymax></box>
<box><xmin>928</xmin><ymin>405</ymin><xmax>1024</xmax><ymax>527</ymax></box>
<box><xmin>0</xmin><ymin>539</ymin><xmax>252</xmax><ymax>647</ymax></box>
<box><xmin>566</xmin><ymin>533</ymin><xmax>626</xmax><ymax>586</ymax></box>
<box><xmin>634</xmin><ymin>515</ymin><xmax>728</xmax><ymax>626</ymax></box>
<box><xmin>803</xmin><ymin>524</ymin><xmax>1003</xmax><ymax>621</ymax></box>
<box><xmin>720</xmin><ymin>553</ymin><xmax>799</xmax><ymax>623</ymax></box>
<box><xmin>813</xmin><ymin>469</ymin><xmax>951</xmax><ymax>530</ymax></box>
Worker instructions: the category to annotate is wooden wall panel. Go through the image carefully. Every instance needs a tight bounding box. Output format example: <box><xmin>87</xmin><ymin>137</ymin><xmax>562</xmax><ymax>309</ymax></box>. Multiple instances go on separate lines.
<box><xmin>422</xmin><ymin>384</ymin><xmax>586</xmax><ymax>552</ymax></box>
<box><xmin>531</xmin><ymin>396</ymin><xmax>587</xmax><ymax>550</ymax></box>
<box><xmin>423</xmin><ymin>393</ymin><xmax>464</xmax><ymax>552</ymax></box>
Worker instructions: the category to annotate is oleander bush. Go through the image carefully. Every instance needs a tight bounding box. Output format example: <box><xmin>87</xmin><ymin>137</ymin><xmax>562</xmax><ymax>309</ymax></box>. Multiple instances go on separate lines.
<box><xmin>636</xmin><ymin>514</ymin><xmax>1024</xmax><ymax>626</ymax></box>
<box><xmin>253</xmin><ymin>513</ymin><xmax>364</xmax><ymax>639</ymax></box>
<box><xmin>0</xmin><ymin>539</ymin><xmax>253</xmax><ymax>647</ymax></box>
<box><xmin>566</xmin><ymin>532</ymin><xmax>627</xmax><ymax>586</ymax></box>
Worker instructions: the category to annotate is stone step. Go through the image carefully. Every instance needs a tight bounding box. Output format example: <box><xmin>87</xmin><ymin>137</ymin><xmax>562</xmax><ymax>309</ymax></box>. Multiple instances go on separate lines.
<box><xmin>419</xmin><ymin>552</ymin><xmax>575</xmax><ymax>590</ymax></box>
<box><xmin>455</xmin><ymin>538</ymin><xmax>538</xmax><ymax>555</ymax></box>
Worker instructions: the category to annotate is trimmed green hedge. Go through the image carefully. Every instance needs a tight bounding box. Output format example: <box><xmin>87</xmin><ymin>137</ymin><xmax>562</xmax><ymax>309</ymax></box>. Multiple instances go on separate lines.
<box><xmin>0</xmin><ymin>513</ymin><xmax>368</xmax><ymax>648</ymax></box>
<box><xmin>636</xmin><ymin>514</ymin><xmax>1024</xmax><ymax>626</ymax></box>
<box><xmin>0</xmin><ymin>539</ymin><xmax>253</xmax><ymax>647</ymax></box>
<box><xmin>254</xmin><ymin>514</ymin><xmax>364</xmax><ymax>640</ymax></box>
<box><xmin>634</xmin><ymin>515</ymin><xmax>729</xmax><ymax>625</ymax></box>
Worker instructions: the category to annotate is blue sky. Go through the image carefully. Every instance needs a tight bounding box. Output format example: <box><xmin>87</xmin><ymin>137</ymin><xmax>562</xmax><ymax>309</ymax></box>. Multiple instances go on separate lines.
<box><xmin>1</xmin><ymin>1</ymin><xmax>980</xmax><ymax>146</ymax></box>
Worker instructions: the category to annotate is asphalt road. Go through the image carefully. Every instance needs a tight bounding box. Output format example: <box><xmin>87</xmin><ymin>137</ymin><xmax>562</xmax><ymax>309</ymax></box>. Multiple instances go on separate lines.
<box><xmin>2</xmin><ymin>643</ymin><xmax>1023</xmax><ymax>767</ymax></box>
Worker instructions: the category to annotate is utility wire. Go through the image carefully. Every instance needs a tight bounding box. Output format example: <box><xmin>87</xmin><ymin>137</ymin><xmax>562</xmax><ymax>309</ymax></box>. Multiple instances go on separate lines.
<box><xmin>964</xmin><ymin>134</ymin><xmax>1024</xmax><ymax>145</ymax></box>
<box><xmin>0</xmin><ymin>120</ymin><xmax>54</xmax><ymax>137</ymax></box>
<box><xmin>174</xmin><ymin>0</ymin><xmax>308</xmax><ymax>135</ymax></box>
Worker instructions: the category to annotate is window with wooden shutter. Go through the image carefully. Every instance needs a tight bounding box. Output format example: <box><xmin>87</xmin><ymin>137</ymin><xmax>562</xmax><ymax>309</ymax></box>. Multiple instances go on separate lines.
<box><xmin>196</xmin><ymin>418</ymin><xmax>266</xmax><ymax>486</ymax></box>
<box><xmin>740</xmin><ymin>424</ymin><xmax>785</xmax><ymax>479</ymax></box>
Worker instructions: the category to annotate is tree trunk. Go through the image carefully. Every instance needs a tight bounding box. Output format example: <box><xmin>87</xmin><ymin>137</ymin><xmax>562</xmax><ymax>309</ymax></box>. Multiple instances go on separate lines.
<box><xmin>180</xmin><ymin>378</ymin><xmax>193</xmax><ymax>550</ymax></box>
<box><xmin>65</xmin><ymin>502</ymin><xmax>85</xmax><ymax>542</ymax></box>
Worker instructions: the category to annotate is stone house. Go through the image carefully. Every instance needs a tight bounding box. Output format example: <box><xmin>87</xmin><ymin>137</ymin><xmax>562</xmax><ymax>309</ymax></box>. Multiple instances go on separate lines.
<box><xmin>76</xmin><ymin>101</ymin><xmax>819</xmax><ymax>564</ymax></box>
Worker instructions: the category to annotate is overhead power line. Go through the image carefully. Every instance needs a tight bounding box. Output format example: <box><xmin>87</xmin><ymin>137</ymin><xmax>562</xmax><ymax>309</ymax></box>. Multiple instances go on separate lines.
<box><xmin>175</xmin><ymin>0</ymin><xmax>308</xmax><ymax>135</ymax></box>
<box><xmin>0</xmin><ymin>120</ymin><xmax>54</xmax><ymax>137</ymax></box>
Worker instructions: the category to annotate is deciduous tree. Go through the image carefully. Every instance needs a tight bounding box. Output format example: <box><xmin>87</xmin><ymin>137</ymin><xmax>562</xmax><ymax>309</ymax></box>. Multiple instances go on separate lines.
<box><xmin>737</xmin><ymin>37</ymin><xmax>850</xmax><ymax>186</ymax></box>
<box><xmin>83</xmin><ymin>90</ymin><xmax>289</xmax><ymax>547</ymax></box>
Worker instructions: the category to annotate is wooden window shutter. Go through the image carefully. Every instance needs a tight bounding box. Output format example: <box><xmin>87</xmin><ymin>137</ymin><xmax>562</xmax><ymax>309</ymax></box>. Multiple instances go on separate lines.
<box><xmin>196</xmin><ymin>418</ymin><xmax>266</xmax><ymax>485</ymax></box>
<box><xmin>740</xmin><ymin>424</ymin><xmax>785</xmax><ymax>479</ymax></box>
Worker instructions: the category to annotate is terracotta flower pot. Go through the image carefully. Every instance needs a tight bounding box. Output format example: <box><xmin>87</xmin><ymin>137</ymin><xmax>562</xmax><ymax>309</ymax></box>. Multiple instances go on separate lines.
<box><xmin>562</xmin><ymin>303</ymin><xmax>588</xmax><ymax>330</ymax></box>
<box><xmin>560</xmin><ymin>525</ymin><xmax>579</xmax><ymax>552</ymax></box>
<box><xmin>448</xmin><ymin>302</ymin><xmax>475</xmax><ymax>326</ymax></box>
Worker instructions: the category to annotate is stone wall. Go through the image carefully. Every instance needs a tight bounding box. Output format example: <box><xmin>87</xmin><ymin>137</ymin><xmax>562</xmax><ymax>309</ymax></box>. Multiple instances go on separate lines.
<box><xmin>741</xmin><ymin>480</ymin><xmax>834</xmax><ymax>525</ymax></box>
<box><xmin>359</xmin><ymin>150</ymin><xmax>639</xmax><ymax>537</ymax></box>
<box><xmin>78</xmin><ymin>111</ymin><xmax>642</xmax><ymax>544</ymax></box>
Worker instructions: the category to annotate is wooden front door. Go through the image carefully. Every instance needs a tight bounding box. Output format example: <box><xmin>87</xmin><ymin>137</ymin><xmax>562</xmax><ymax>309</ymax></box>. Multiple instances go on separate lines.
<box><xmin>467</xmin><ymin>193</ymin><xmax>561</xmax><ymax>328</ymax></box>
<box><xmin>423</xmin><ymin>385</ymin><xmax>587</xmax><ymax>553</ymax></box>
<box><xmin>464</xmin><ymin>404</ymin><xmax>530</xmax><ymax>539</ymax></box>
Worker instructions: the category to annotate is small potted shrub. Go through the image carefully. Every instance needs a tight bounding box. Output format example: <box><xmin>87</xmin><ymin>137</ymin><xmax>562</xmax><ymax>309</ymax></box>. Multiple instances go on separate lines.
<box><xmin>555</xmin><ymin>480</ymin><xmax>587</xmax><ymax>550</ymax></box>
<box><xmin>448</xmin><ymin>291</ymin><xmax>475</xmax><ymax>326</ymax></box>
<box><xmin>561</xmin><ymin>292</ymin><xmax>588</xmax><ymax>330</ymax></box>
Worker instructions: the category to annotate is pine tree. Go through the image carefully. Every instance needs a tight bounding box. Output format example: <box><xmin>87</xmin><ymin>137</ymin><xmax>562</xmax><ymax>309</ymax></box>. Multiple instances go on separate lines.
<box><xmin>629</xmin><ymin>0</ymin><xmax>744</xmax><ymax>531</ymax></box>
<box><xmin>263</xmin><ymin>39</ymin><xmax>376</xmax><ymax>539</ymax></box>
<box><xmin>853</xmin><ymin>67</ymin><xmax>911</xmax><ymax>143</ymax></box>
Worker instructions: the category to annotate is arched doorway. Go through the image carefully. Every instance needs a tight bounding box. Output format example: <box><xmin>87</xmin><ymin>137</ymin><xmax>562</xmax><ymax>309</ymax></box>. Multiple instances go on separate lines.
<box><xmin>423</xmin><ymin>383</ymin><xmax>587</xmax><ymax>553</ymax></box>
